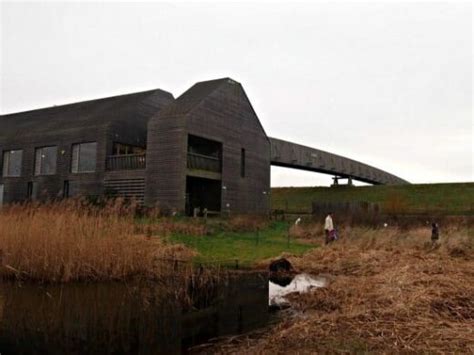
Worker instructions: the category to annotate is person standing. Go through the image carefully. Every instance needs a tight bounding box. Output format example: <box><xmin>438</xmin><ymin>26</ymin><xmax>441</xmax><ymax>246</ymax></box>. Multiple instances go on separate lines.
<box><xmin>324</xmin><ymin>212</ymin><xmax>334</xmax><ymax>245</ymax></box>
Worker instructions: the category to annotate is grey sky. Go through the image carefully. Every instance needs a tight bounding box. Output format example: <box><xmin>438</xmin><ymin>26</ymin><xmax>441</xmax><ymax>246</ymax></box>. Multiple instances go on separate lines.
<box><xmin>1</xmin><ymin>1</ymin><xmax>472</xmax><ymax>186</ymax></box>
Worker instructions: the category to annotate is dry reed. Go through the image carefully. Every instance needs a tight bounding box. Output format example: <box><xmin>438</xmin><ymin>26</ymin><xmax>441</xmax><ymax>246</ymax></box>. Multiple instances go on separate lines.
<box><xmin>0</xmin><ymin>199</ymin><xmax>196</xmax><ymax>282</ymax></box>
<box><xmin>137</xmin><ymin>214</ymin><xmax>269</xmax><ymax>237</ymax></box>
<box><xmin>289</xmin><ymin>221</ymin><xmax>323</xmax><ymax>241</ymax></box>
<box><xmin>225</xmin><ymin>215</ymin><xmax>269</xmax><ymax>232</ymax></box>
<box><xmin>142</xmin><ymin>219</ymin><xmax>208</xmax><ymax>237</ymax></box>
<box><xmin>204</xmin><ymin>225</ymin><xmax>474</xmax><ymax>354</ymax></box>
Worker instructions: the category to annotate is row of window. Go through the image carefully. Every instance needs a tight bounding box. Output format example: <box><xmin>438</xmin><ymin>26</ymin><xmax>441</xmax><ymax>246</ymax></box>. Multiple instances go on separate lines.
<box><xmin>25</xmin><ymin>180</ymin><xmax>71</xmax><ymax>200</ymax></box>
<box><xmin>2</xmin><ymin>142</ymin><xmax>97</xmax><ymax>177</ymax></box>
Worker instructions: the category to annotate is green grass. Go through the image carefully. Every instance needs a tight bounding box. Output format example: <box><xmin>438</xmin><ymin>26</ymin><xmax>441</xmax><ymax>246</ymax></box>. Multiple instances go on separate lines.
<box><xmin>168</xmin><ymin>221</ymin><xmax>314</xmax><ymax>268</ymax></box>
<box><xmin>272</xmin><ymin>182</ymin><xmax>474</xmax><ymax>215</ymax></box>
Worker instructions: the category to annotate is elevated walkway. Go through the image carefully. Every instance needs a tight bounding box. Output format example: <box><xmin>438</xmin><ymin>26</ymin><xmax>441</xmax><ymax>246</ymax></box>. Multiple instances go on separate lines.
<box><xmin>269</xmin><ymin>137</ymin><xmax>408</xmax><ymax>185</ymax></box>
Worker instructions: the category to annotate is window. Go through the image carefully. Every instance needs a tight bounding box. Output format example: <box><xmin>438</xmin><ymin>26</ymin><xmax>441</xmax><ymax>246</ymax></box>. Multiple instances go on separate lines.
<box><xmin>241</xmin><ymin>148</ymin><xmax>246</xmax><ymax>178</ymax></box>
<box><xmin>72</xmin><ymin>142</ymin><xmax>97</xmax><ymax>173</ymax></box>
<box><xmin>35</xmin><ymin>146</ymin><xmax>57</xmax><ymax>175</ymax></box>
<box><xmin>63</xmin><ymin>180</ymin><xmax>69</xmax><ymax>198</ymax></box>
<box><xmin>187</xmin><ymin>135</ymin><xmax>221</xmax><ymax>158</ymax></box>
<box><xmin>2</xmin><ymin>150</ymin><xmax>23</xmax><ymax>177</ymax></box>
<box><xmin>27</xmin><ymin>181</ymin><xmax>38</xmax><ymax>200</ymax></box>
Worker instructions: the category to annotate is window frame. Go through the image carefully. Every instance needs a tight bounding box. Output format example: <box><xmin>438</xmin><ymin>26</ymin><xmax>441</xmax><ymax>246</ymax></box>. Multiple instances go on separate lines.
<box><xmin>63</xmin><ymin>180</ymin><xmax>69</xmax><ymax>198</ymax></box>
<box><xmin>27</xmin><ymin>181</ymin><xmax>38</xmax><ymax>200</ymax></box>
<box><xmin>71</xmin><ymin>142</ymin><xmax>97</xmax><ymax>174</ymax></box>
<box><xmin>34</xmin><ymin>146</ymin><xmax>58</xmax><ymax>176</ymax></box>
<box><xmin>2</xmin><ymin>149</ymin><xmax>23</xmax><ymax>177</ymax></box>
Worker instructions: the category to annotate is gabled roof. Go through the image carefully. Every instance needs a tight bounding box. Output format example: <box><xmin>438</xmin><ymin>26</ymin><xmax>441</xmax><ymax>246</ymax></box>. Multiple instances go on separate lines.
<box><xmin>0</xmin><ymin>77</ymin><xmax>269</xmax><ymax>143</ymax></box>
<box><xmin>155</xmin><ymin>77</ymin><xmax>269</xmax><ymax>139</ymax></box>
<box><xmin>0</xmin><ymin>89</ymin><xmax>174</xmax><ymax>141</ymax></box>
<box><xmin>156</xmin><ymin>78</ymin><xmax>230</xmax><ymax>117</ymax></box>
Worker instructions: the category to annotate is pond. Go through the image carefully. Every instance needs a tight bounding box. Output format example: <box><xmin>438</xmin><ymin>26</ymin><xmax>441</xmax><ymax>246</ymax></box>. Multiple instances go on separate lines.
<box><xmin>0</xmin><ymin>272</ymin><xmax>269</xmax><ymax>354</ymax></box>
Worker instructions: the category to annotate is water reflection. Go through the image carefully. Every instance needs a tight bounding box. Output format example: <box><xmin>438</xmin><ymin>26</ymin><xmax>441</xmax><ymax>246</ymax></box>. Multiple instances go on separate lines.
<box><xmin>269</xmin><ymin>273</ymin><xmax>326</xmax><ymax>306</ymax></box>
<box><xmin>0</xmin><ymin>272</ymin><xmax>268</xmax><ymax>354</ymax></box>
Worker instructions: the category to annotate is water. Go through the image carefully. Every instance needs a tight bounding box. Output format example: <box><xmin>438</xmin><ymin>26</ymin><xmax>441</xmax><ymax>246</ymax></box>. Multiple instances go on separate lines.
<box><xmin>269</xmin><ymin>273</ymin><xmax>326</xmax><ymax>306</ymax></box>
<box><xmin>0</xmin><ymin>272</ymin><xmax>269</xmax><ymax>354</ymax></box>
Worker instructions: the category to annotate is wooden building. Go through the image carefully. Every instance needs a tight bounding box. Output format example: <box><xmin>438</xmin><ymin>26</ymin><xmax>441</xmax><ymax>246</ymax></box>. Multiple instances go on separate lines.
<box><xmin>0</xmin><ymin>78</ymin><xmax>271</xmax><ymax>214</ymax></box>
<box><xmin>0</xmin><ymin>77</ymin><xmax>408</xmax><ymax>214</ymax></box>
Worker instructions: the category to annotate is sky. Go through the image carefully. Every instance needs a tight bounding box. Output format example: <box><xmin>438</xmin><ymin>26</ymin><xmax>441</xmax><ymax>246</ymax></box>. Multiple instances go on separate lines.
<box><xmin>1</xmin><ymin>1</ymin><xmax>472</xmax><ymax>186</ymax></box>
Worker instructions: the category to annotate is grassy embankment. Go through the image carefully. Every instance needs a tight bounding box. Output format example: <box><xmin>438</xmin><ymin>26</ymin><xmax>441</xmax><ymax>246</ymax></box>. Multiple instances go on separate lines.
<box><xmin>0</xmin><ymin>201</ymin><xmax>313</xmax><ymax>282</ymax></box>
<box><xmin>272</xmin><ymin>182</ymin><xmax>474</xmax><ymax>215</ymax></box>
<box><xmin>206</xmin><ymin>223</ymin><xmax>474</xmax><ymax>354</ymax></box>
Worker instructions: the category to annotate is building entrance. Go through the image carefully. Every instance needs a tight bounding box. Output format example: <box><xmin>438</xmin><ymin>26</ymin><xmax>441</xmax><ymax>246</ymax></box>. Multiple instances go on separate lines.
<box><xmin>185</xmin><ymin>176</ymin><xmax>221</xmax><ymax>216</ymax></box>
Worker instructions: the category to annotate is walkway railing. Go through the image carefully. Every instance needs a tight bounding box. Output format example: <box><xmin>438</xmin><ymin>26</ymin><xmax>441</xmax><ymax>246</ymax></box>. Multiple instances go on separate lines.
<box><xmin>106</xmin><ymin>154</ymin><xmax>146</xmax><ymax>170</ymax></box>
<box><xmin>187</xmin><ymin>152</ymin><xmax>221</xmax><ymax>172</ymax></box>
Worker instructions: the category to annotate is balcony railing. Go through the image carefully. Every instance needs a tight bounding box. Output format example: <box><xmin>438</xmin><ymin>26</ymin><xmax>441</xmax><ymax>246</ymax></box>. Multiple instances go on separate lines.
<box><xmin>187</xmin><ymin>152</ymin><xmax>221</xmax><ymax>173</ymax></box>
<box><xmin>106</xmin><ymin>154</ymin><xmax>146</xmax><ymax>171</ymax></box>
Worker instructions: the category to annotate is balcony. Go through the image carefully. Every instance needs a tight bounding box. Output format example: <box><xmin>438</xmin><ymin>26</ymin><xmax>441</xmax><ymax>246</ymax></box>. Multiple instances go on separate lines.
<box><xmin>106</xmin><ymin>154</ymin><xmax>146</xmax><ymax>171</ymax></box>
<box><xmin>187</xmin><ymin>152</ymin><xmax>221</xmax><ymax>173</ymax></box>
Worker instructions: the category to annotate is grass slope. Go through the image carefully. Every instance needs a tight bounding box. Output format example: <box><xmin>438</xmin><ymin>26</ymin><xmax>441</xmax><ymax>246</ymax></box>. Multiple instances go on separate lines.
<box><xmin>272</xmin><ymin>182</ymin><xmax>474</xmax><ymax>215</ymax></box>
<box><xmin>168</xmin><ymin>221</ymin><xmax>313</xmax><ymax>268</ymax></box>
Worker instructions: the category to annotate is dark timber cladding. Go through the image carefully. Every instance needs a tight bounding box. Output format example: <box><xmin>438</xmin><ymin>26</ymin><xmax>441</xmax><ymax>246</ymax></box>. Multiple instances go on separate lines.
<box><xmin>0</xmin><ymin>76</ymin><xmax>408</xmax><ymax>214</ymax></box>
<box><xmin>0</xmin><ymin>89</ymin><xmax>174</xmax><ymax>203</ymax></box>
<box><xmin>145</xmin><ymin>78</ymin><xmax>271</xmax><ymax>214</ymax></box>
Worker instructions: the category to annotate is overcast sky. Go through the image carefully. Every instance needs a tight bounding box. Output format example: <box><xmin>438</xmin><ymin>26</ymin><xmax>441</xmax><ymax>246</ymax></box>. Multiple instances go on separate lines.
<box><xmin>1</xmin><ymin>1</ymin><xmax>472</xmax><ymax>186</ymax></box>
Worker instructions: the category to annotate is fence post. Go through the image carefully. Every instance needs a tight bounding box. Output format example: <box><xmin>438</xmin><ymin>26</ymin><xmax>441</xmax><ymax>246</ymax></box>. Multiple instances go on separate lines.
<box><xmin>287</xmin><ymin>225</ymin><xmax>290</xmax><ymax>248</ymax></box>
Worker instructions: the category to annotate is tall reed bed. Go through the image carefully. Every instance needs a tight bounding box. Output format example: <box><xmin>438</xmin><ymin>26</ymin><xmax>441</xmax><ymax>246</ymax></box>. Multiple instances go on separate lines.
<box><xmin>0</xmin><ymin>199</ymin><xmax>195</xmax><ymax>282</ymax></box>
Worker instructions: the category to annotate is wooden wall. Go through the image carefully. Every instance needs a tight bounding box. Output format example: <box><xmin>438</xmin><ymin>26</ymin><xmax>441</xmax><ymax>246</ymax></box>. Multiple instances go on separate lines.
<box><xmin>186</xmin><ymin>81</ymin><xmax>271</xmax><ymax>214</ymax></box>
<box><xmin>0</xmin><ymin>128</ymin><xmax>108</xmax><ymax>202</ymax></box>
<box><xmin>0</xmin><ymin>90</ymin><xmax>173</xmax><ymax>203</ymax></box>
<box><xmin>144</xmin><ymin>113</ymin><xmax>187</xmax><ymax>211</ymax></box>
<box><xmin>145</xmin><ymin>79</ymin><xmax>271</xmax><ymax>214</ymax></box>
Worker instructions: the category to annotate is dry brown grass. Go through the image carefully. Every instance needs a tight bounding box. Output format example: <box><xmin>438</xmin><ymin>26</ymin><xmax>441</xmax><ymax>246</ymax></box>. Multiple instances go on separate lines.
<box><xmin>207</xmin><ymin>225</ymin><xmax>474</xmax><ymax>354</ymax></box>
<box><xmin>143</xmin><ymin>219</ymin><xmax>208</xmax><ymax>236</ymax></box>
<box><xmin>140</xmin><ymin>214</ymin><xmax>269</xmax><ymax>237</ymax></box>
<box><xmin>289</xmin><ymin>221</ymin><xmax>323</xmax><ymax>241</ymax></box>
<box><xmin>0</xmin><ymin>199</ymin><xmax>196</xmax><ymax>282</ymax></box>
<box><xmin>225</xmin><ymin>215</ymin><xmax>270</xmax><ymax>232</ymax></box>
